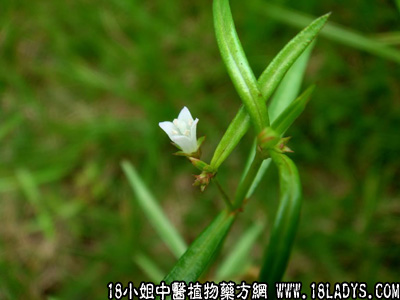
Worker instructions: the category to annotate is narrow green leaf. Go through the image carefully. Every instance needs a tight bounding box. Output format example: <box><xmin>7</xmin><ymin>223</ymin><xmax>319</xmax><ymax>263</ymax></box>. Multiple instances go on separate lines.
<box><xmin>0</xmin><ymin>167</ymin><xmax>72</xmax><ymax>193</ymax></box>
<box><xmin>210</xmin><ymin>12</ymin><xmax>329</xmax><ymax>170</ymax></box>
<box><xmin>259</xmin><ymin>152</ymin><xmax>302</xmax><ymax>294</ymax></box>
<box><xmin>246</xmin><ymin>158</ymin><xmax>272</xmax><ymax>199</ymax></box>
<box><xmin>359</xmin><ymin>168</ymin><xmax>381</xmax><ymax>233</ymax></box>
<box><xmin>258</xmin><ymin>13</ymin><xmax>329</xmax><ymax>102</ymax></box>
<box><xmin>214</xmin><ymin>0</ymin><xmax>269</xmax><ymax>133</ymax></box>
<box><xmin>256</xmin><ymin>2</ymin><xmax>400</xmax><ymax>64</ymax></box>
<box><xmin>271</xmin><ymin>85</ymin><xmax>315</xmax><ymax>136</ymax></box>
<box><xmin>15</xmin><ymin>168</ymin><xmax>55</xmax><ymax>240</ymax></box>
<box><xmin>121</xmin><ymin>160</ymin><xmax>187</xmax><ymax>258</ymax></box>
<box><xmin>210</xmin><ymin>107</ymin><xmax>250</xmax><ymax>169</ymax></box>
<box><xmin>239</xmin><ymin>139</ymin><xmax>257</xmax><ymax>186</ymax></box>
<box><xmin>237</xmin><ymin>140</ymin><xmax>271</xmax><ymax>200</ymax></box>
<box><xmin>215</xmin><ymin>222</ymin><xmax>264</xmax><ymax>280</ymax></box>
<box><xmin>164</xmin><ymin>210</ymin><xmax>235</xmax><ymax>284</ymax></box>
<box><xmin>373</xmin><ymin>32</ymin><xmax>400</xmax><ymax>46</ymax></box>
<box><xmin>268</xmin><ymin>42</ymin><xmax>314</xmax><ymax>122</ymax></box>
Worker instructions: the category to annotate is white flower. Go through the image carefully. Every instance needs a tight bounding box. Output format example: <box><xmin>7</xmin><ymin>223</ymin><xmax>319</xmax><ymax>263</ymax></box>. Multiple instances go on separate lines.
<box><xmin>159</xmin><ymin>106</ymin><xmax>199</xmax><ymax>154</ymax></box>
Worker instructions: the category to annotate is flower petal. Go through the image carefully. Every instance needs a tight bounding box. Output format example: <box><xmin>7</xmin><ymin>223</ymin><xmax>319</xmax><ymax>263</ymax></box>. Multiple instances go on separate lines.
<box><xmin>172</xmin><ymin>135</ymin><xmax>198</xmax><ymax>154</ymax></box>
<box><xmin>173</xmin><ymin>119</ymin><xmax>188</xmax><ymax>135</ymax></box>
<box><xmin>190</xmin><ymin>118</ymin><xmax>199</xmax><ymax>141</ymax></box>
<box><xmin>159</xmin><ymin>121</ymin><xmax>177</xmax><ymax>140</ymax></box>
<box><xmin>177</xmin><ymin>106</ymin><xmax>194</xmax><ymax>124</ymax></box>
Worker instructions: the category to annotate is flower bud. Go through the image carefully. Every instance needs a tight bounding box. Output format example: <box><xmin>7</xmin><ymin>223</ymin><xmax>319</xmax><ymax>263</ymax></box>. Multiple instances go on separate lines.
<box><xmin>193</xmin><ymin>171</ymin><xmax>215</xmax><ymax>192</ymax></box>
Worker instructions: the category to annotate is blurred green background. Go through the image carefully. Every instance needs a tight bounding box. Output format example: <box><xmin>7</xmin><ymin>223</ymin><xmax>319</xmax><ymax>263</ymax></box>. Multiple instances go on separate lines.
<box><xmin>1</xmin><ymin>0</ymin><xmax>399</xmax><ymax>298</ymax></box>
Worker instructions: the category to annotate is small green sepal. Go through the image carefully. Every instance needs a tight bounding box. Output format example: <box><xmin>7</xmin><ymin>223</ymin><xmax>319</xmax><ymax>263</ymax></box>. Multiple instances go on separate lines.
<box><xmin>197</xmin><ymin>136</ymin><xmax>206</xmax><ymax>148</ymax></box>
<box><xmin>173</xmin><ymin>136</ymin><xmax>206</xmax><ymax>159</ymax></box>
<box><xmin>276</xmin><ymin>137</ymin><xmax>294</xmax><ymax>153</ymax></box>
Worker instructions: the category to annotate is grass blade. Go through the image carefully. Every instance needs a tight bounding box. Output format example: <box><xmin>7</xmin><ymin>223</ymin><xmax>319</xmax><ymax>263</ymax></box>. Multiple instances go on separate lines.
<box><xmin>133</xmin><ymin>252</ymin><xmax>164</xmax><ymax>282</ymax></box>
<box><xmin>215</xmin><ymin>222</ymin><xmax>264</xmax><ymax>280</ymax></box>
<box><xmin>213</xmin><ymin>0</ymin><xmax>269</xmax><ymax>133</ymax></box>
<box><xmin>164</xmin><ymin>210</ymin><xmax>235</xmax><ymax>283</ymax></box>
<box><xmin>255</xmin><ymin>2</ymin><xmax>400</xmax><ymax>64</ymax></box>
<box><xmin>15</xmin><ymin>169</ymin><xmax>55</xmax><ymax>240</ymax></box>
<box><xmin>0</xmin><ymin>167</ymin><xmax>72</xmax><ymax>193</ymax></box>
<box><xmin>259</xmin><ymin>152</ymin><xmax>302</xmax><ymax>297</ymax></box>
<box><xmin>121</xmin><ymin>160</ymin><xmax>187</xmax><ymax>258</ymax></box>
<box><xmin>210</xmin><ymin>12</ymin><xmax>329</xmax><ymax>170</ymax></box>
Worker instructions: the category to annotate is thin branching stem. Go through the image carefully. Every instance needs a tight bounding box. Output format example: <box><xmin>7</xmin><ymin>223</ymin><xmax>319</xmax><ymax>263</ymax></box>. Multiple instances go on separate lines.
<box><xmin>212</xmin><ymin>178</ymin><xmax>234</xmax><ymax>211</ymax></box>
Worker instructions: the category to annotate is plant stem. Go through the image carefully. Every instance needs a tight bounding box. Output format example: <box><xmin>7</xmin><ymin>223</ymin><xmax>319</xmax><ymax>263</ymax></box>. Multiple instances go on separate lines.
<box><xmin>212</xmin><ymin>178</ymin><xmax>234</xmax><ymax>211</ymax></box>
<box><xmin>233</xmin><ymin>151</ymin><xmax>263</xmax><ymax>210</ymax></box>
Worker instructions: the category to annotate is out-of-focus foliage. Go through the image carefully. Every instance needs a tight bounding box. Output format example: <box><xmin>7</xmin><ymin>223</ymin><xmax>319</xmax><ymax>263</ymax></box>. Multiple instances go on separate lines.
<box><xmin>0</xmin><ymin>0</ymin><xmax>399</xmax><ymax>298</ymax></box>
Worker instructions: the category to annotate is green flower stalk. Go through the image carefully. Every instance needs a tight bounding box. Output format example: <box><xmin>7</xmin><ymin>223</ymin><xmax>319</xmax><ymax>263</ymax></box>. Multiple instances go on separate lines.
<box><xmin>189</xmin><ymin>157</ymin><xmax>217</xmax><ymax>192</ymax></box>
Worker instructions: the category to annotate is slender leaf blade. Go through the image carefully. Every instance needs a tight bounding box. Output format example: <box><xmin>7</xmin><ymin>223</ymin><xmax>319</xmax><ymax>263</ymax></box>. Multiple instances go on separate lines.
<box><xmin>164</xmin><ymin>210</ymin><xmax>235</xmax><ymax>283</ymax></box>
<box><xmin>216</xmin><ymin>222</ymin><xmax>264</xmax><ymax>280</ymax></box>
<box><xmin>268</xmin><ymin>42</ymin><xmax>314</xmax><ymax>122</ymax></box>
<box><xmin>121</xmin><ymin>160</ymin><xmax>187</xmax><ymax>258</ymax></box>
<box><xmin>213</xmin><ymin>0</ymin><xmax>269</xmax><ymax>132</ymax></box>
<box><xmin>271</xmin><ymin>84</ymin><xmax>315</xmax><ymax>136</ymax></box>
<box><xmin>210</xmin><ymin>107</ymin><xmax>250</xmax><ymax>169</ymax></box>
<box><xmin>246</xmin><ymin>158</ymin><xmax>272</xmax><ymax>199</ymax></box>
<box><xmin>259</xmin><ymin>152</ymin><xmax>302</xmax><ymax>296</ymax></box>
<box><xmin>15</xmin><ymin>168</ymin><xmax>55</xmax><ymax>240</ymax></box>
<box><xmin>258</xmin><ymin>13</ymin><xmax>329</xmax><ymax>102</ymax></box>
